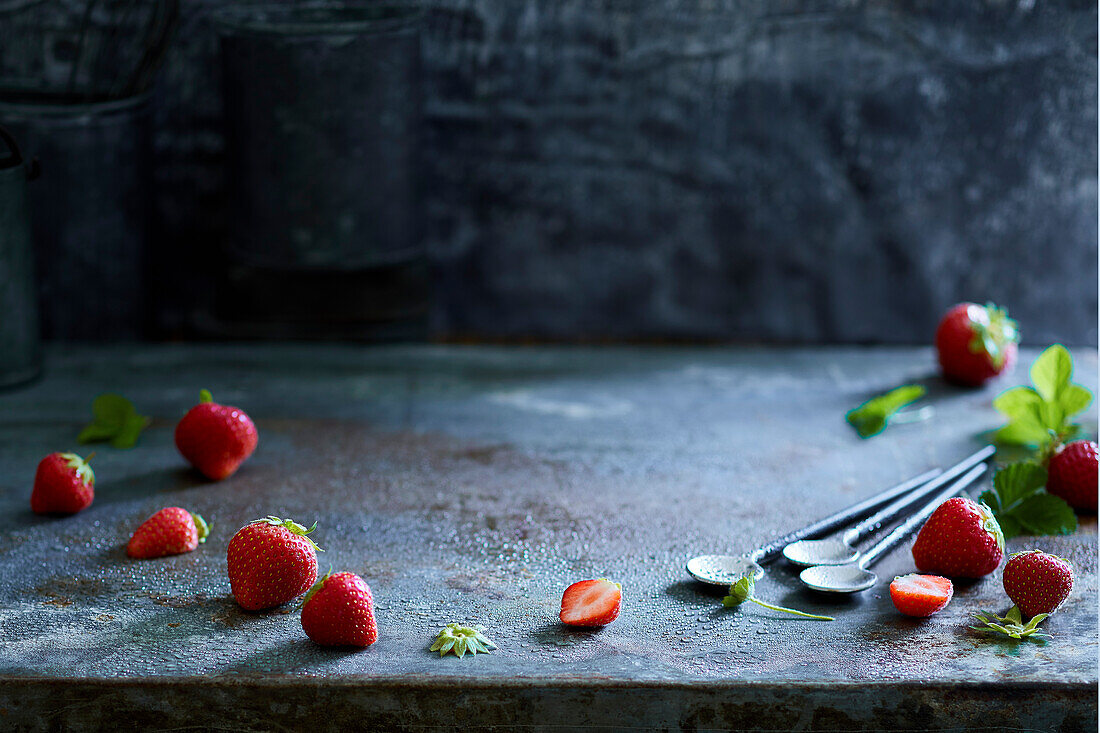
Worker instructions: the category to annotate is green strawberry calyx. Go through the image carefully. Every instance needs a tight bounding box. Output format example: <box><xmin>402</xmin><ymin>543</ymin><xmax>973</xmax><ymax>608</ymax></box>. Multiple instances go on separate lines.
<box><xmin>722</xmin><ymin>576</ymin><xmax>834</xmax><ymax>621</ymax></box>
<box><xmin>971</xmin><ymin>606</ymin><xmax>1051</xmax><ymax>640</ymax></box>
<box><xmin>192</xmin><ymin>513</ymin><xmax>211</xmax><ymax>544</ymax></box>
<box><xmin>61</xmin><ymin>452</ymin><xmax>96</xmax><ymax>487</ymax></box>
<box><xmin>975</xmin><ymin>502</ymin><xmax>1005</xmax><ymax>553</ymax></box>
<box><xmin>298</xmin><ymin>570</ymin><xmax>332</xmax><ymax>609</ymax></box>
<box><xmin>967</xmin><ymin>302</ymin><xmax>1019</xmax><ymax>369</ymax></box>
<box><xmin>199</xmin><ymin>389</ymin><xmax>214</xmax><ymax>404</ymax></box>
<box><xmin>429</xmin><ymin>623</ymin><xmax>497</xmax><ymax>658</ymax></box>
<box><xmin>250</xmin><ymin>516</ymin><xmax>324</xmax><ymax>552</ymax></box>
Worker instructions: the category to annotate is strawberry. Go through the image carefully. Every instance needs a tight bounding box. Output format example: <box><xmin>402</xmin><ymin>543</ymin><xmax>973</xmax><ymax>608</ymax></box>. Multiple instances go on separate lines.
<box><xmin>911</xmin><ymin>497</ymin><xmax>1004</xmax><ymax>578</ymax></box>
<box><xmin>127</xmin><ymin>507</ymin><xmax>210</xmax><ymax>559</ymax></box>
<box><xmin>1046</xmin><ymin>440</ymin><xmax>1098</xmax><ymax>512</ymax></box>
<box><xmin>559</xmin><ymin>578</ymin><xmax>622</xmax><ymax>627</ymax></box>
<box><xmin>934</xmin><ymin>302</ymin><xmax>1019</xmax><ymax>387</ymax></box>
<box><xmin>1002</xmin><ymin>550</ymin><xmax>1074</xmax><ymax>619</ymax></box>
<box><xmin>227</xmin><ymin>516</ymin><xmax>320</xmax><ymax>611</ymax></box>
<box><xmin>174</xmin><ymin>389</ymin><xmax>258</xmax><ymax>480</ymax></box>
<box><xmin>30</xmin><ymin>452</ymin><xmax>95</xmax><ymax>515</ymax></box>
<box><xmin>889</xmin><ymin>574</ymin><xmax>953</xmax><ymax>617</ymax></box>
<box><xmin>300</xmin><ymin>572</ymin><xmax>378</xmax><ymax>647</ymax></box>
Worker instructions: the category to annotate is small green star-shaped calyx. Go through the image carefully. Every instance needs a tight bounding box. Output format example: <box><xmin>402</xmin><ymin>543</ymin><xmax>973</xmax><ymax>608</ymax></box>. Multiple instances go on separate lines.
<box><xmin>429</xmin><ymin>624</ymin><xmax>497</xmax><ymax>658</ymax></box>
<box><xmin>971</xmin><ymin>606</ymin><xmax>1051</xmax><ymax>641</ymax></box>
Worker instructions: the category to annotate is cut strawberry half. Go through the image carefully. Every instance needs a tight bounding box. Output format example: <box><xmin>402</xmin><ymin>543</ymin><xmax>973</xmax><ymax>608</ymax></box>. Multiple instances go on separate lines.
<box><xmin>890</xmin><ymin>574</ymin><xmax>953</xmax><ymax>617</ymax></box>
<box><xmin>559</xmin><ymin>578</ymin><xmax>622</xmax><ymax>627</ymax></box>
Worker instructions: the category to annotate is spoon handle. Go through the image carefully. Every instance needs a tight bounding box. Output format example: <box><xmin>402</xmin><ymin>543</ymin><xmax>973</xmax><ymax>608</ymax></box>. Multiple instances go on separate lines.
<box><xmin>844</xmin><ymin>445</ymin><xmax>995</xmax><ymax>543</ymax></box>
<box><xmin>858</xmin><ymin>463</ymin><xmax>988</xmax><ymax>569</ymax></box>
<box><xmin>752</xmin><ymin>466</ymin><xmax>943</xmax><ymax>563</ymax></box>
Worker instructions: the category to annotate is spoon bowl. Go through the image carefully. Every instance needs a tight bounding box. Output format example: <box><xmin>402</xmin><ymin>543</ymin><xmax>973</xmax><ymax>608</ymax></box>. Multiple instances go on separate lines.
<box><xmin>799</xmin><ymin>564</ymin><xmax>878</xmax><ymax>593</ymax></box>
<box><xmin>686</xmin><ymin>555</ymin><xmax>764</xmax><ymax>585</ymax></box>
<box><xmin>783</xmin><ymin>537</ymin><xmax>860</xmax><ymax>567</ymax></box>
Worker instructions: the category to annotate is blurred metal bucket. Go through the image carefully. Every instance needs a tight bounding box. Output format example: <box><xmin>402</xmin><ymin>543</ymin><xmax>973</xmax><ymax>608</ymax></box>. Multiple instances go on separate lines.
<box><xmin>0</xmin><ymin>95</ymin><xmax>152</xmax><ymax>340</ymax></box>
<box><xmin>0</xmin><ymin>124</ymin><xmax>41</xmax><ymax>387</ymax></box>
<box><xmin>215</xmin><ymin>2</ymin><xmax>422</xmax><ymax>269</ymax></box>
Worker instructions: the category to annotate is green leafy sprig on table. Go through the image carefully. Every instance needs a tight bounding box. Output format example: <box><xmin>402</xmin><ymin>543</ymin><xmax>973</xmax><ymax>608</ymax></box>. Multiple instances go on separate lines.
<box><xmin>979</xmin><ymin>462</ymin><xmax>1076</xmax><ymax>539</ymax></box>
<box><xmin>993</xmin><ymin>345</ymin><xmax>1092</xmax><ymax>453</ymax></box>
<box><xmin>722</xmin><ymin>576</ymin><xmax>834</xmax><ymax>621</ymax></box>
<box><xmin>971</xmin><ymin>606</ymin><xmax>1051</xmax><ymax>641</ymax></box>
<box><xmin>845</xmin><ymin>384</ymin><xmax>927</xmax><ymax>439</ymax></box>
<box><xmin>429</xmin><ymin>624</ymin><xmax>497</xmax><ymax>658</ymax></box>
<box><xmin>77</xmin><ymin>393</ymin><xmax>150</xmax><ymax>449</ymax></box>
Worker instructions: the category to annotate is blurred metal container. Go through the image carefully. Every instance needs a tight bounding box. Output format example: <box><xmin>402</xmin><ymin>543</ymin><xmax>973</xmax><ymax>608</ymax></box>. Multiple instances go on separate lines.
<box><xmin>214</xmin><ymin>2</ymin><xmax>422</xmax><ymax>269</ymax></box>
<box><xmin>0</xmin><ymin>95</ymin><xmax>152</xmax><ymax>340</ymax></box>
<box><xmin>0</xmin><ymin>124</ymin><xmax>41</xmax><ymax>388</ymax></box>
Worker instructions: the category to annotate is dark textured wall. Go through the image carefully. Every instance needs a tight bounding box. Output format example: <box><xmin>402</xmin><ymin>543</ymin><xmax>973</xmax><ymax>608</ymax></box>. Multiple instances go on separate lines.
<box><xmin>2</xmin><ymin>1</ymin><xmax>1097</xmax><ymax>344</ymax></box>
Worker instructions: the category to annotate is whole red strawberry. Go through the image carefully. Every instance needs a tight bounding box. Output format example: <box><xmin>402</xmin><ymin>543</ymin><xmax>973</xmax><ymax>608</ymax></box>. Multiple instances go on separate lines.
<box><xmin>30</xmin><ymin>452</ymin><xmax>95</xmax><ymax>515</ymax></box>
<box><xmin>912</xmin><ymin>497</ymin><xmax>1004</xmax><ymax>578</ymax></box>
<box><xmin>1046</xmin><ymin>440</ymin><xmax>1097</xmax><ymax>512</ymax></box>
<box><xmin>175</xmin><ymin>389</ymin><xmax>258</xmax><ymax>480</ymax></box>
<box><xmin>935</xmin><ymin>302</ymin><xmax>1019</xmax><ymax>387</ymax></box>
<box><xmin>227</xmin><ymin>516</ymin><xmax>320</xmax><ymax>611</ymax></box>
<box><xmin>127</xmin><ymin>507</ymin><xmax>210</xmax><ymax>559</ymax></box>
<box><xmin>300</xmin><ymin>572</ymin><xmax>378</xmax><ymax>647</ymax></box>
<box><xmin>1002</xmin><ymin>550</ymin><xmax>1073</xmax><ymax>619</ymax></box>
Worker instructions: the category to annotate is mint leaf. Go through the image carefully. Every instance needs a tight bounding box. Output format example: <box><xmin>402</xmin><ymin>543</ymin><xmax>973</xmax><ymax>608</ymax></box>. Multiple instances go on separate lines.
<box><xmin>980</xmin><ymin>461</ymin><xmax>1076</xmax><ymax>539</ymax></box>
<box><xmin>1030</xmin><ymin>345</ymin><xmax>1072</xmax><ymax>404</ymax></box>
<box><xmin>992</xmin><ymin>462</ymin><xmax>1047</xmax><ymax>511</ymax></box>
<box><xmin>1014</xmin><ymin>493</ymin><xmax>1077</xmax><ymax>536</ymax></box>
<box><xmin>77</xmin><ymin>393</ymin><xmax>150</xmax><ymax>450</ymax></box>
<box><xmin>1059</xmin><ymin>384</ymin><xmax>1093</xmax><ymax>419</ymax></box>
<box><xmin>993</xmin><ymin>345</ymin><xmax>1092</xmax><ymax>450</ymax></box>
<box><xmin>846</xmin><ymin>384</ymin><xmax>927</xmax><ymax>439</ymax></box>
<box><xmin>991</xmin><ymin>513</ymin><xmax>1023</xmax><ymax>540</ymax></box>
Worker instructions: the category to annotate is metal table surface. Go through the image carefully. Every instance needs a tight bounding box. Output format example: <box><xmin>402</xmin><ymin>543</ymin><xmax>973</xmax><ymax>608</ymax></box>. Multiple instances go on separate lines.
<box><xmin>0</xmin><ymin>344</ymin><xmax>1095</xmax><ymax>731</ymax></box>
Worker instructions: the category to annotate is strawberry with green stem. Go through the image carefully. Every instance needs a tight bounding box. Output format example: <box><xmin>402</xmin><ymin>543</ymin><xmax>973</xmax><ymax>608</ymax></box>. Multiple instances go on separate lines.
<box><xmin>227</xmin><ymin>516</ymin><xmax>321</xmax><ymax>611</ymax></box>
<box><xmin>911</xmin><ymin>496</ymin><xmax>1004</xmax><ymax>578</ymax></box>
<box><xmin>31</xmin><ymin>452</ymin><xmax>96</xmax><ymax>515</ymax></box>
<box><xmin>300</xmin><ymin>571</ymin><xmax>378</xmax><ymax>647</ymax></box>
<box><xmin>973</xmin><ymin>550</ymin><xmax>1073</xmax><ymax>641</ymax></box>
<box><xmin>722</xmin><ymin>576</ymin><xmax>834</xmax><ymax>621</ymax></box>
<box><xmin>935</xmin><ymin>302</ymin><xmax>1019</xmax><ymax>387</ymax></box>
<box><xmin>175</xmin><ymin>389</ymin><xmax>258</xmax><ymax>480</ymax></box>
<box><xmin>127</xmin><ymin>507</ymin><xmax>210</xmax><ymax>559</ymax></box>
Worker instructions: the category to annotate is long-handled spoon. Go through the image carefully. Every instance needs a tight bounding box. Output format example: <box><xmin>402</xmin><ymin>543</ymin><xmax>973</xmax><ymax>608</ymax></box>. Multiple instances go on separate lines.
<box><xmin>686</xmin><ymin>466</ymin><xmax>942</xmax><ymax>585</ymax></box>
<box><xmin>782</xmin><ymin>445</ymin><xmax>994</xmax><ymax>567</ymax></box>
<box><xmin>798</xmin><ymin>463</ymin><xmax>988</xmax><ymax>594</ymax></box>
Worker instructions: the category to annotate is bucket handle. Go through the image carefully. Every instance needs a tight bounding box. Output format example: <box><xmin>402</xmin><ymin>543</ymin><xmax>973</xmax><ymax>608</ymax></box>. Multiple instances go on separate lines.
<box><xmin>0</xmin><ymin>123</ymin><xmax>40</xmax><ymax>181</ymax></box>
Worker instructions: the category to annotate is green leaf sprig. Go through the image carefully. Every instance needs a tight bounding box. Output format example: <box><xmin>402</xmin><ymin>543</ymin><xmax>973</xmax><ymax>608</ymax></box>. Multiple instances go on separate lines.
<box><xmin>979</xmin><ymin>462</ymin><xmax>1076</xmax><ymax>539</ymax></box>
<box><xmin>846</xmin><ymin>384</ymin><xmax>928</xmax><ymax>439</ymax></box>
<box><xmin>77</xmin><ymin>393</ymin><xmax>151</xmax><ymax>449</ymax></box>
<box><xmin>971</xmin><ymin>606</ymin><xmax>1051</xmax><ymax>641</ymax></box>
<box><xmin>993</xmin><ymin>345</ymin><xmax>1092</xmax><ymax>452</ymax></box>
<box><xmin>429</xmin><ymin>624</ymin><xmax>497</xmax><ymax>658</ymax></box>
<box><xmin>722</xmin><ymin>576</ymin><xmax>834</xmax><ymax>621</ymax></box>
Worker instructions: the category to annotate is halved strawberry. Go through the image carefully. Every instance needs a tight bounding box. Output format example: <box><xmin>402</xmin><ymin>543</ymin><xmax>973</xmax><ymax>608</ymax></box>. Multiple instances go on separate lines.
<box><xmin>889</xmin><ymin>574</ymin><xmax>954</xmax><ymax>617</ymax></box>
<box><xmin>559</xmin><ymin>578</ymin><xmax>621</xmax><ymax>627</ymax></box>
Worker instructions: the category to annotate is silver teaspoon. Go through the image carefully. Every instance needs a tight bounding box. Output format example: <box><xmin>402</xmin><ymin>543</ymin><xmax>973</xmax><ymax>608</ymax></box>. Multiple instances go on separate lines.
<box><xmin>782</xmin><ymin>445</ymin><xmax>993</xmax><ymax>567</ymax></box>
<box><xmin>686</xmin><ymin>466</ymin><xmax>941</xmax><ymax>585</ymax></box>
<box><xmin>799</xmin><ymin>463</ymin><xmax>987</xmax><ymax>594</ymax></box>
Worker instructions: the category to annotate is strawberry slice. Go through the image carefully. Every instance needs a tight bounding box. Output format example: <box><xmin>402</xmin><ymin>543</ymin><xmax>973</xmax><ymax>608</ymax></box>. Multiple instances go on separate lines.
<box><xmin>559</xmin><ymin>578</ymin><xmax>622</xmax><ymax>627</ymax></box>
<box><xmin>890</xmin><ymin>574</ymin><xmax>954</xmax><ymax>617</ymax></box>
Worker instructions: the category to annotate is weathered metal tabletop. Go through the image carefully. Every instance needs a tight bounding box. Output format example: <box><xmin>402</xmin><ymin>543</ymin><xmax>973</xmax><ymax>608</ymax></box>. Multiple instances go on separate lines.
<box><xmin>0</xmin><ymin>344</ymin><xmax>1096</xmax><ymax>731</ymax></box>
